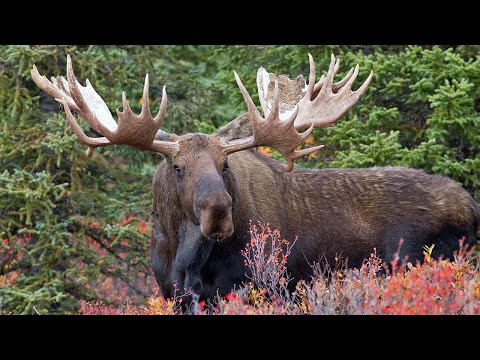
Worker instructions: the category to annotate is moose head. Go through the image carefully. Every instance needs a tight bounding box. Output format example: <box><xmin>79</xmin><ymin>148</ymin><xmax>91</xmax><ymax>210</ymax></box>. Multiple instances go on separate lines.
<box><xmin>31</xmin><ymin>54</ymin><xmax>372</xmax><ymax>241</ymax></box>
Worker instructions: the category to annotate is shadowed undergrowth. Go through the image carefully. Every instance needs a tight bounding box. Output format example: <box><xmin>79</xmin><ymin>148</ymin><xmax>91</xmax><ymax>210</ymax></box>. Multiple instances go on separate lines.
<box><xmin>78</xmin><ymin>223</ymin><xmax>480</xmax><ymax>315</ymax></box>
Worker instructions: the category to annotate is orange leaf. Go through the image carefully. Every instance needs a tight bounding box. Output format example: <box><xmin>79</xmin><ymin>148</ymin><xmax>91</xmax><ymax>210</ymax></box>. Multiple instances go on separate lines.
<box><xmin>304</xmin><ymin>134</ymin><xmax>315</xmax><ymax>145</ymax></box>
<box><xmin>259</xmin><ymin>146</ymin><xmax>273</xmax><ymax>157</ymax></box>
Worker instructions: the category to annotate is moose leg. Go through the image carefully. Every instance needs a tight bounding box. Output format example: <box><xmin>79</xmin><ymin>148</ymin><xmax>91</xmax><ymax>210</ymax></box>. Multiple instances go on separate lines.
<box><xmin>176</xmin><ymin>220</ymin><xmax>213</xmax><ymax>296</ymax></box>
<box><xmin>151</xmin><ymin>227</ymin><xmax>178</xmax><ymax>298</ymax></box>
<box><xmin>183</xmin><ymin>240</ymin><xmax>214</xmax><ymax>294</ymax></box>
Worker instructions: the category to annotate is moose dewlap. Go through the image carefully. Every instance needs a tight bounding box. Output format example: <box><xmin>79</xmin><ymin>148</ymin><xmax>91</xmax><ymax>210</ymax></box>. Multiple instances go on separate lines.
<box><xmin>32</xmin><ymin>54</ymin><xmax>480</xmax><ymax>300</ymax></box>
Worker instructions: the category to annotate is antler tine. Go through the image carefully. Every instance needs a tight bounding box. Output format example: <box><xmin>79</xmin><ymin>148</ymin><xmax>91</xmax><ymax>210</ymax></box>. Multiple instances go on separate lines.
<box><xmin>139</xmin><ymin>74</ymin><xmax>168</xmax><ymax>126</ymax></box>
<box><xmin>339</xmin><ymin>64</ymin><xmax>360</xmax><ymax>94</ymax></box>
<box><xmin>31</xmin><ymin>64</ymin><xmax>78</xmax><ymax>111</ymax></box>
<box><xmin>354</xmin><ymin>70</ymin><xmax>374</xmax><ymax>97</ymax></box>
<box><xmin>153</xmin><ymin>86</ymin><xmax>168</xmax><ymax>125</ymax></box>
<box><xmin>306</xmin><ymin>53</ymin><xmax>316</xmax><ymax>98</ymax></box>
<box><xmin>140</xmin><ymin>73</ymin><xmax>151</xmax><ymax>117</ymax></box>
<box><xmin>117</xmin><ymin>91</ymin><xmax>135</xmax><ymax>124</ymax></box>
<box><xmin>286</xmin><ymin>142</ymin><xmax>325</xmax><ymax>171</ymax></box>
<box><xmin>318</xmin><ymin>54</ymin><xmax>337</xmax><ymax>96</ymax></box>
<box><xmin>234</xmin><ymin>71</ymin><xmax>262</xmax><ymax>121</ymax></box>
<box><xmin>308</xmin><ymin>54</ymin><xmax>337</xmax><ymax>97</ymax></box>
<box><xmin>314</xmin><ymin>65</ymin><xmax>356</xmax><ymax>94</ymax></box>
<box><xmin>333</xmin><ymin>66</ymin><xmax>355</xmax><ymax>91</ymax></box>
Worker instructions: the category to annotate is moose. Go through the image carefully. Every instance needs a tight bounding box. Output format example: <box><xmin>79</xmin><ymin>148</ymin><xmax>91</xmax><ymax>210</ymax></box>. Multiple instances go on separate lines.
<box><xmin>32</xmin><ymin>54</ymin><xmax>479</xmax><ymax>300</ymax></box>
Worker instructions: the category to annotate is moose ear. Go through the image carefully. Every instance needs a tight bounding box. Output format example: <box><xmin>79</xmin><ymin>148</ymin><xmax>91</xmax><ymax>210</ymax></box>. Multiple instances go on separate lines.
<box><xmin>155</xmin><ymin>130</ymin><xmax>179</xmax><ymax>142</ymax></box>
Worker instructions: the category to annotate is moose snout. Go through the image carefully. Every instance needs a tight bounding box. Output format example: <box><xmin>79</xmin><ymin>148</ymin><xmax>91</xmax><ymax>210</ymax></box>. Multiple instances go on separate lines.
<box><xmin>195</xmin><ymin>192</ymin><xmax>234</xmax><ymax>239</ymax></box>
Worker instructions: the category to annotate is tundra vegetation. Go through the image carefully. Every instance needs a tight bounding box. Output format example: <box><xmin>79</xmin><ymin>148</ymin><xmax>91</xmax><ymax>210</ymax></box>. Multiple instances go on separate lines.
<box><xmin>0</xmin><ymin>45</ymin><xmax>479</xmax><ymax>314</ymax></box>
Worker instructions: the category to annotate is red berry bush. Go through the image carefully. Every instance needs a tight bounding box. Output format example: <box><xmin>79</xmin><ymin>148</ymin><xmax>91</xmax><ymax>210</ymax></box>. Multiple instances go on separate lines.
<box><xmin>78</xmin><ymin>223</ymin><xmax>480</xmax><ymax>315</ymax></box>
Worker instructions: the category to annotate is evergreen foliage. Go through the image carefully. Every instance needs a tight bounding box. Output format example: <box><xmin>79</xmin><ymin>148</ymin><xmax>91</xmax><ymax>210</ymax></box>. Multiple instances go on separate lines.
<box><xmin>0</xmin><ymin>45</ymin><xmax>478</xmax><ymax>314</ymax></box>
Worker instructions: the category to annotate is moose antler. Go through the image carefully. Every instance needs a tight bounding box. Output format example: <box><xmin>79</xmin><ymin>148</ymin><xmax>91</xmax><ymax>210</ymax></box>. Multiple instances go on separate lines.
<box><xmin>31</xmin><ymin>55</ymin><xmax>179</xmax><ymax>157</ymax></box>
<box><xmin>222</xmin><ymin>54</ymin><xmax>373</xmax><ymax>171</ymax></box>
<box><xmin>222</xmin><ymin>75</ymin><xmax>324</xmax><ymax>172</ymax></box>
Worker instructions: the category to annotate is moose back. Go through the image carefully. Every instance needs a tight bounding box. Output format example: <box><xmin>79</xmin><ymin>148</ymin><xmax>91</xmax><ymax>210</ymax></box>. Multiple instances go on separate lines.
<box><xmin>32</xmin><ymin>54</ymin><xmax>480</xmax><ymax>300</ymax></box>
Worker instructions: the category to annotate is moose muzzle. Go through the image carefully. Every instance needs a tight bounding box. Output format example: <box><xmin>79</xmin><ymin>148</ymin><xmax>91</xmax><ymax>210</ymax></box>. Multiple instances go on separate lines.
<box><xmin>194</xmin><ymin>183</ymin><xmax>234</xmax><ymax>240</ymax></box>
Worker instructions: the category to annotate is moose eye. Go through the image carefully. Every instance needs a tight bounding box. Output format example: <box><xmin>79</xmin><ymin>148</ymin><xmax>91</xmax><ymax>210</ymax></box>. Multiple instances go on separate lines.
<box><xmin>173</xmin><ymin>165</ymin><xmax>181</xmax><ymax>175</ymax></box>
<box><xmin>222</xmin><ymin>163</ymin><xmax>229</xmax><ymax>173</ymax></box>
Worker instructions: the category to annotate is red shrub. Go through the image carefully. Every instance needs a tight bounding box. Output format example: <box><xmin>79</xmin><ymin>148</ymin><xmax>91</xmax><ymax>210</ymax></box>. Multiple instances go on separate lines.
<box><xmin>78</xmin><ymin>225</ymin><xmax>480</xmax><ymax>315</ymax></box>
<box><xmin>241</xmin><ymin>221</ymin><xmax>296</xmax><ymax>301</ymax></box>
<box><xmin>78</xmin><ymin>300</ymin><xmax>122</xmax><ymax>315</ymax></box>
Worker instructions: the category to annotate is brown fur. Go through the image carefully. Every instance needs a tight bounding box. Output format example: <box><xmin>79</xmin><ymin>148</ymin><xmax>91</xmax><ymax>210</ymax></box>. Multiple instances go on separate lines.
<box><xmin>150</xmin><ymin>115</ymin><xmax>480</xmax><ymax>299</ymax></box>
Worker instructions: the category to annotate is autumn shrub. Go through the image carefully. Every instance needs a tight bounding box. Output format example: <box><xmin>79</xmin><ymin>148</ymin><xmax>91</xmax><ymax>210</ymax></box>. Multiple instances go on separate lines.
<box><xmin>241</xmin><ymin>221</ymin><xmax>296</xmax><ymax>301</ymax></box>
<box><xmin>78</xmin><ymin>224</ymin><xmax>480</xmax><ymax>315</ymax></box>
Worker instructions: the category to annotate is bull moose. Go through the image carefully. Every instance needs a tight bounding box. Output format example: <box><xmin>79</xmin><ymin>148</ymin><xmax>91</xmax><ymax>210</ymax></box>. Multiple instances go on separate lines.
<box><xmin>32</xmin><ymin>54</ymin><xmax>480</xmax><ymax>300</ymax></box>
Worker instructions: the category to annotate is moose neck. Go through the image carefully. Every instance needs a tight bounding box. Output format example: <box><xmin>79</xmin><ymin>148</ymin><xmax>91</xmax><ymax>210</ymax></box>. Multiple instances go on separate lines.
<box><xmin>226</xmin><ymin>150</ymin><xmax>288</xmax><ymax>232</ymax></box>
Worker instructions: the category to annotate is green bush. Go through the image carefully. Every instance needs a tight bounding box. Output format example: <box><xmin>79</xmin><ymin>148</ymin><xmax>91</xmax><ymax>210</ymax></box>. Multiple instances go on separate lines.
<box><xmin>0</xmin><ymin>45</ymin><xmax>478</xmax><ymax>314</ymax></box>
